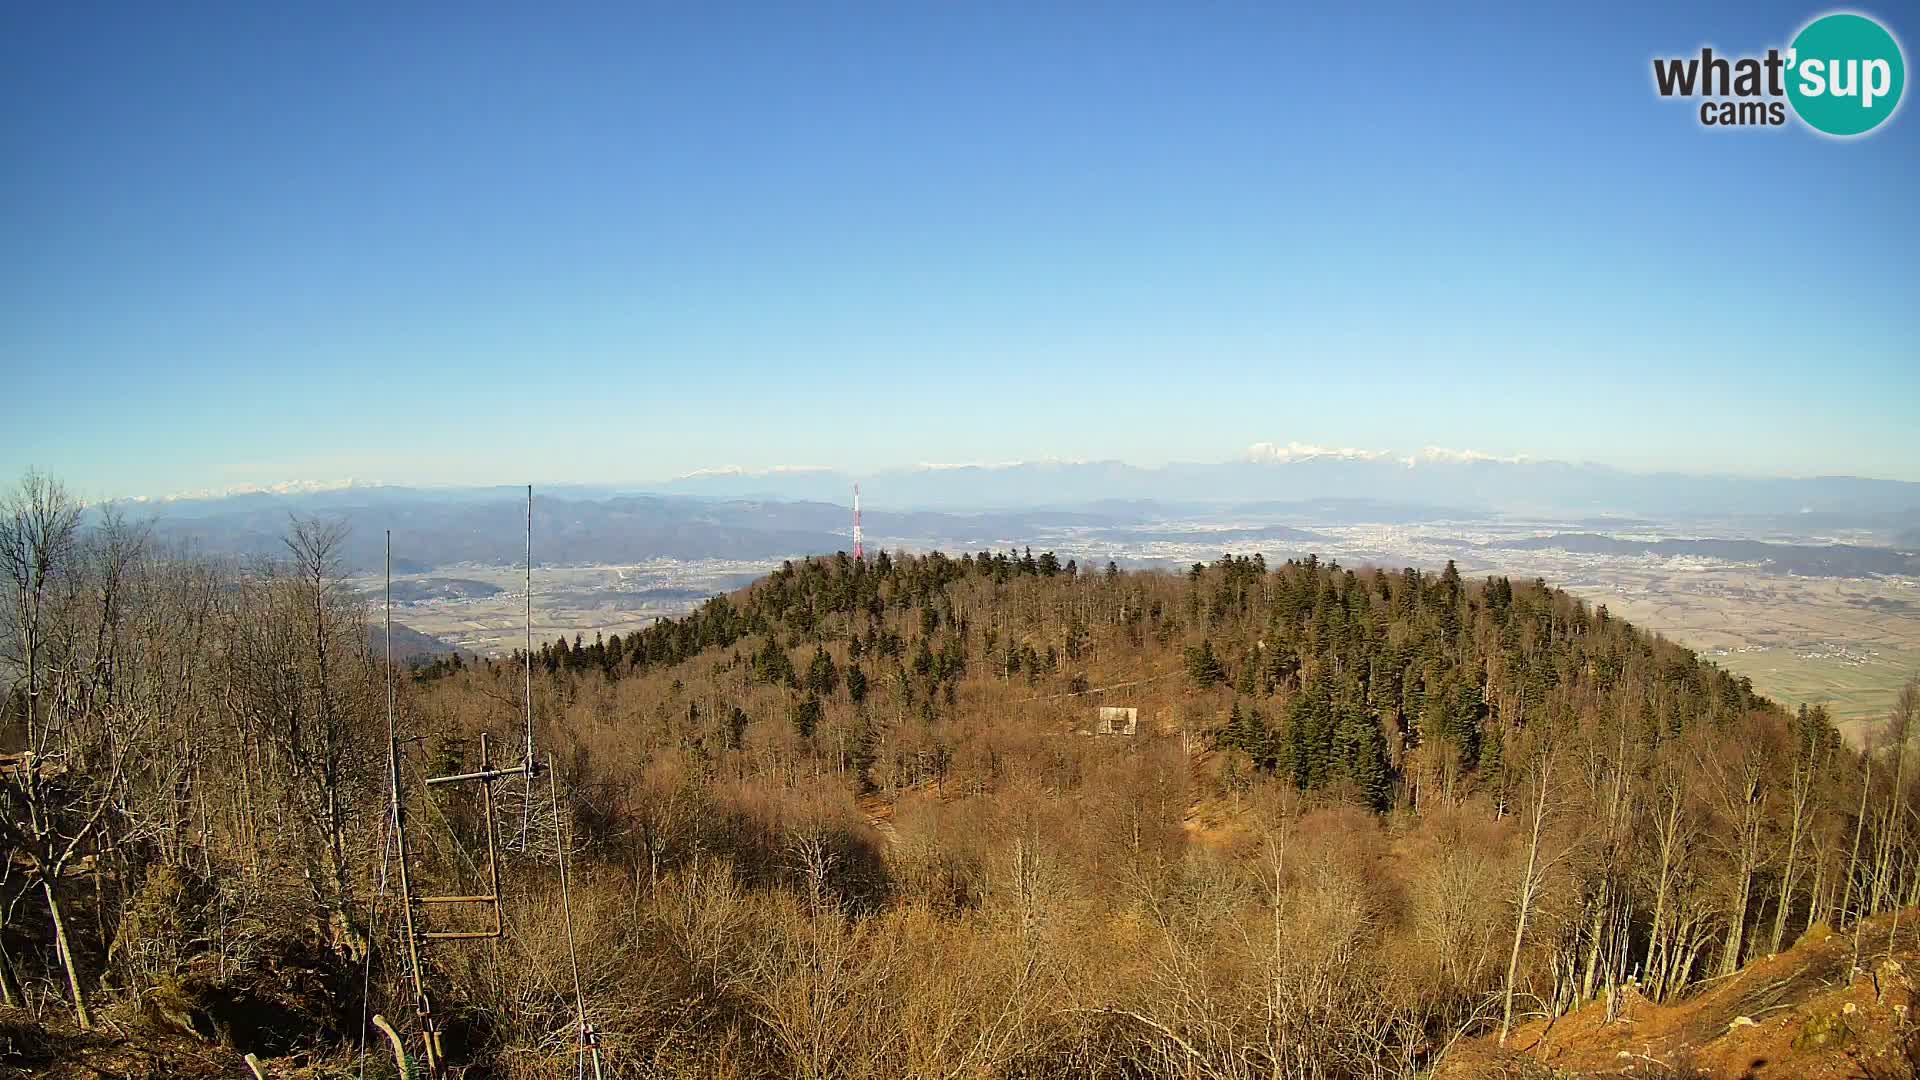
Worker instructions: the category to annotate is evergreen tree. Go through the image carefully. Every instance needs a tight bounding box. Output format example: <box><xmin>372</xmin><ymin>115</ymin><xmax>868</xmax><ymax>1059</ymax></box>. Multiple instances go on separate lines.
<box><xmin>752</xmin><ymin>636</ymin><xmax>796</xmax><ymax>686</ymax></box>
<box><xmin>1021</xmin><ymin>644</ymin><xmax>1042</xmax><ymax>683</ymax></box>
<box><xmin>1332</xmin><ymin>696</ymin><xmax>1391</xmax><ymax>810</ymax></box>
<box><xmin>1284</xmin><ymin>680</ymin><xmax>1335</xmax><ymax>790</ymax></box>
<box><xmin>791</xmin><ymin>692</ymin><xmax>823</xmax><ymax>739</ymax></box>
<box><xmin>1185</xmin><ymin>639</ymin><xmax>1225</xmax><ymax>689</ymax></box>
<box><xmin>851</xmin><ymin>714</ymin><xmax>878</xmax><ymax>791</ymax></box>
<box><xmin>1218</xmin><ymin>700</ymin><xmax>1276</xmax><ymax>770</ymax></box>
<box><xmin>1065</xmin><ymin>618</ymin><xmax>1089</xmax><ymax>662</ymax></box>
<box><xmin>1477</xmin><ymin>719</ymin><xmax>1505</xmax><ymax>785</ymax></box>
<box><xmin>940</xmin><ymin>635</ymin><xmax>968</xmax><ymax>681</ymax></box>
<box><xmin>806</xmin><ymin>644</ymin><xmax>841</xmax><ymax>697</ymax></box>
<box><xmin>1235</xmin><ymin>650</ymin><xmax>1260</xmax><ymax>696</ymax></box>
<box><xmin>1446</xmin><ymin>680</ymin><xmax>1486</xmax><ymax>767</ymax></box>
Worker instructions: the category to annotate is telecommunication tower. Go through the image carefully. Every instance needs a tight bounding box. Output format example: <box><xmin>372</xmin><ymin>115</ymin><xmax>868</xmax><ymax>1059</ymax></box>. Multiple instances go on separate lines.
<box><xmin>852</xmin><ymin>482</ymin><xmax>864</xmax><ymax>562</ymax></box>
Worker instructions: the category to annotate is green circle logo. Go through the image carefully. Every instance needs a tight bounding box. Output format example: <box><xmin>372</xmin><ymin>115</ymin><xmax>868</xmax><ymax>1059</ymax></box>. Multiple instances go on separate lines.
<box><xmin>1787</xmin><ymin>13</ymin><xmax>1906</xmax><ymax>136</ymax></box>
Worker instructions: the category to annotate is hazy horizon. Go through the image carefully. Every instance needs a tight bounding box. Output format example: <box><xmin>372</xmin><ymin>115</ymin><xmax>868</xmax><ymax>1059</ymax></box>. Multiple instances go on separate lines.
<box><xmin>28</xmin><ymin>440</ymin><xmax>1920</xmax><ymax>508</ymax></box>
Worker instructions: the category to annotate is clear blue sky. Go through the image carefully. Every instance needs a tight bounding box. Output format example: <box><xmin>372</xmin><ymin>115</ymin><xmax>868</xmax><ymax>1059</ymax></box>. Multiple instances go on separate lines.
<box><xmin>3</xmin><ymin>2</ymin><xmax>1915</xmax><ymax>499</ymax></box>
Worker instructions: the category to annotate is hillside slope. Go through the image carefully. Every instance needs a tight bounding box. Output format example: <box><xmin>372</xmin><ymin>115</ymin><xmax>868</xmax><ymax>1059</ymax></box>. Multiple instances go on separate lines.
<box><xmin>1439</xmin><ymin>913</ymin><xmax>1920</xmax><ymax>1079</ymax></box>
<box><xmin>12</xmin><ymin>539</ymin><xmax>1918</xmax><ymax>1080</ymax></box>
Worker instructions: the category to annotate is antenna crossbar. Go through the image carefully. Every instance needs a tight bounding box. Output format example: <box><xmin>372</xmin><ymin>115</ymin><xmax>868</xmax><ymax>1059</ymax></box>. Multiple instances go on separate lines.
<box><xmin>426</xmin><ymin>762</ymin><xmax>533</xmax><ymax>787</ymax></box>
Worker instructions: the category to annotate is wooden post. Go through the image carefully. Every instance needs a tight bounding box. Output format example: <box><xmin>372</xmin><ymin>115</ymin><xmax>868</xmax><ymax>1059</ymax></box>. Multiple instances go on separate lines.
<box><xmin>371</xmin><ymin>1014</ymin><xmax>416</xmax><ymax>1080</ymax></box>
<box><xmin>480</xmin><ymin>733</ymin><xmax>503</xmax><ymax>938</ymax></box>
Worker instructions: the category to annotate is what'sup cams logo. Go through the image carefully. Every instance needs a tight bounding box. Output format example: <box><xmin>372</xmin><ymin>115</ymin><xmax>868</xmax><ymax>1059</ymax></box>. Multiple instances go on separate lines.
<box><xmin>1653</xmin><ymin>11</ymin><xmax>1905</xmax><ymax>136</ymax></box>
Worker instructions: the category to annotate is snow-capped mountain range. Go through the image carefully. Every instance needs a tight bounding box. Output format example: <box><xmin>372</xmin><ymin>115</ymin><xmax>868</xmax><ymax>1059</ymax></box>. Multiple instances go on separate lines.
<box><xmin>651</xmin><ymin>446</ymin><xmax>1919</xmax><ymax>517</ymax></box>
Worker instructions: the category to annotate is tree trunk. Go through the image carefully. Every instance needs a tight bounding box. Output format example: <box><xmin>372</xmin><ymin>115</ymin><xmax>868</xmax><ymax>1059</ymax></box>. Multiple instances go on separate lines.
<box><xmin>1718</xmin><ymin>769</ymin><xmax>1764</xmax><ymax>978</ymax></box>
<box><xmin>0</xmin><ymin>940</ymin><xmax>23</xmax><ymax>1008</ymax></box>
<box><xmin>1646</xmin><ymin>787</ymin><xmax>1681</xmax><ymax>1000</ymax></box>
<box><xmin>1806</xmin><ymin>852</ymin><xmax>1829</xmax><ymax>934</ymax></box>
<box><xmin>1771</xmin><ymin>799</ymin><xmax>1806</xmax><ymax>953</ymax></box>
<box><xmin>1501</xmin><ymin>759</ymin><xmax>1553</xmax><ymax>1045</ymax></box>
<box><xmin>1580</xmin><ymin>881</ymin><xmax>1610</xmax><ymax>1003</ymax></box>
<box><xmin>1871</xmin><ymin>714</ymin><xmax>1911</xmax><ymax>919</ymax></box>
<box><xmin>44</xmin><ymin>880</ymin><xmax>93</xmax><ymax>1030</ymax></box>
<box><xmin>1843</xmin><ymin>762</ymin><xmax>1872</xmax><ymax>924</ymax></box>
<box><xmin>1720</xmin><ymin>839</ymin><xmax>1757</xmax><ymax>975</ymax></box>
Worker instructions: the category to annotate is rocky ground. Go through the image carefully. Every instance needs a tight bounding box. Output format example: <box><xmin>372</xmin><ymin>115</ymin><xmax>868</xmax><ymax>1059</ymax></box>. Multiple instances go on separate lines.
<box><xmin>1438</xmin><ymin>915</ymin><xmax>1920</xmax><ymax>1079</ymax></box>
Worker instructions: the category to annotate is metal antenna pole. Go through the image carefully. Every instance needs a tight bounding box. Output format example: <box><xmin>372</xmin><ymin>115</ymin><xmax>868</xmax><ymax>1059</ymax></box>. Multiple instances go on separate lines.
<box><xmin>524</xmin><ymin>483</ymin><xmax>534</xmax><ymax>767</ymax></box>
<box><xmin>522</xmin><ymin>484</ymin><xmax>536</xmax><ymax>847</ymax></box>
<box><xmin>374</xmin><ymin>512</ymin><xmax>596</xmax><ymax>1077</ymax></box>
<box><xmin>383</xmin><ymin>535</ymin><xmax>532</xmax><ymax>1076</ymax></box>
<box><xmin>386</xmin><ymin>531</ymin><xmax>392</xmax><ymax>755</ymax></box>
<box><xmin>387</xmin><ymin>532</ymin><xmax>442</xmax><ymax>1077</ymax></box>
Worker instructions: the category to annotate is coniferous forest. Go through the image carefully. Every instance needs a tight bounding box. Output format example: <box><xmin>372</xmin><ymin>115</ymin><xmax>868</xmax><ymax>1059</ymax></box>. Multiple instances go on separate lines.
<box><xmin>5</xmin><ymin>469</ymin><xmax>1920</xmax><ymax>1078</ymax></box>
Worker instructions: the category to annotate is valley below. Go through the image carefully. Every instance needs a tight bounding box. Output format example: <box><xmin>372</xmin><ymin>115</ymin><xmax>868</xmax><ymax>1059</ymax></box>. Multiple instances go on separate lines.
<box><xmin>354</xmin><ymin>558</ymin><xmax>774</xmax><ymax>655</ymax></box>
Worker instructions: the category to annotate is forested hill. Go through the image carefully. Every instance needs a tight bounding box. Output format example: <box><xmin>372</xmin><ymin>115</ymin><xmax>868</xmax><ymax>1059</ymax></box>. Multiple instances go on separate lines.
<box><xmin>496</xmin><ymin>548</ymin><xmax>1778</xmax><ymax>809</ymax></box>
<box><xmin>406</xmin><ymin>548</ymin><xmax>1877</xmax><ymax>1076</ymax></box>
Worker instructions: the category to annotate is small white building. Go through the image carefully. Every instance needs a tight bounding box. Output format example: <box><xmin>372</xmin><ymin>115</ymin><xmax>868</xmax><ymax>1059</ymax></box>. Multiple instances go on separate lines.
<box><xmin>1094</xmin><ymin>706</ymin><xmax>1138</xmax><ymax>736</ymax></box>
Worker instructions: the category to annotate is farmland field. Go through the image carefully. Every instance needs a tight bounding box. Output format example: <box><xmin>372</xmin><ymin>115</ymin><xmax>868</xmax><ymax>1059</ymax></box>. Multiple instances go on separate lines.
<box><xmin>1550</xmin><ymin>569</ymin><xmax>1919</xmax><ymax>736</ymax></box>
<box><xmin>355</xmin><ymin>559</ymin><xmax>775</xmax><ymax>656</ymax></box>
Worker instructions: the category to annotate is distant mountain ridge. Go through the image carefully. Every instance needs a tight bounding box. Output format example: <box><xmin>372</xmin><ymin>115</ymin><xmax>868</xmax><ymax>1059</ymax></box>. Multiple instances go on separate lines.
<box><xmin>660</xmin><ymin>456</ymin><xmax>1920</xmax><ymax>517</ymax></box>
<box><xmin>142</xmin><ymin>492</ymin><xmax>851</xmax><ymax>571</ymax></box>
<box><xmin>109</xmin><ymin>457</ymin><xmax>1920</xmax><ymax>574</ymax></box>
<box><xmin>126</xmin><ymin>453</ymin><xmax>1920</xmax><ymax>520</ymax></box>
<box><xmin>131</xmin><ymin>491</ymin><xmax>1170</xmax><ymax>572</ymax></box>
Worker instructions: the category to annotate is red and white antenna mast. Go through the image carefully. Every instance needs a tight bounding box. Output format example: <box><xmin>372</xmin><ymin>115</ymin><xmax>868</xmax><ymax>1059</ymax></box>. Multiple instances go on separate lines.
<box><xmin>852</xmin><ymin>482</ymin><xmax>864</xmax><ymax>562</ymax></box>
